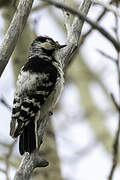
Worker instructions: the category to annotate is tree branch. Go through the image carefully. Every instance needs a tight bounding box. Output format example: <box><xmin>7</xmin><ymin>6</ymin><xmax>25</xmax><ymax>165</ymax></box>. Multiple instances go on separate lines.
<box><xmin>0</xmin><ymin>0</ymin><xmax>34</xmax><ymax>77</ymax></box>
<box><xmin>92</xmin><ymin>0</ymin><xmax>120</xmax><ymax>17</ymax></box>
<box><xmin>97</xmin><ymin>49</ymin><xmax>118</xmax><ymax>64</ymax></box>
<box><xmin>0</xmin><ymin>96</ymin><xmax>12</xmax><ymax>111</ymax></box>
<box><xmin>80</xmin><ymin>0</ymin><xmax>110</xmax><ymax>45</ymax></box>
<box><xmin>32</xmin><ymin>2</ymin><xmax>49</xmax><ymax>12</ymax></box>
<box><xmin>52</xmin><ymin>0</ymin><xmax>92</xmax><ymax>68</ymax></box>
<box><xmin>14</xmin><ymin>151</ymin><xmax>48</xmax><ymax>180</ymax></box>
<box><xmin>42</xmin><ymin>0</ymin><xmax>120</xmax><ymax>52</ymax></box>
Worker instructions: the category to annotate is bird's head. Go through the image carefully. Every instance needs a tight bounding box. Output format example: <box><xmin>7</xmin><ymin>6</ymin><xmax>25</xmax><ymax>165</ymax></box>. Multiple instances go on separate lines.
<box><xmin>29</xmin><ymin>36</ymin><xmax>66</xmax><ymax>57</ymax></box>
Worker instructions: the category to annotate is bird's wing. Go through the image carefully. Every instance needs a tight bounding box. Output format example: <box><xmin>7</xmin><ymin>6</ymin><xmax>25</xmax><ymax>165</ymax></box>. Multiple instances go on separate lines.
<box><xmin>10</xmin><ymin>56</ymin><xmax>58</xmax><ymax>138</ymax></box>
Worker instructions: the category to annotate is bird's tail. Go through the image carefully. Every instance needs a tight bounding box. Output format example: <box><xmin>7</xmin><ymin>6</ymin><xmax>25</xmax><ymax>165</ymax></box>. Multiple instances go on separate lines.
<box><xmin>19</xmin><ymin>121</ymin><xmax>36</xmax><ymax>155</ymax></box>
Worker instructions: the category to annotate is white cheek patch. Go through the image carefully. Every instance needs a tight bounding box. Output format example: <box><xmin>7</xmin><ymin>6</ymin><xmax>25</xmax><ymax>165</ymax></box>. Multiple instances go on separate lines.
<box><xmin>41</xmin><ymin>42</ymin><xmax>55</xmax><ymax>50</ymax></box>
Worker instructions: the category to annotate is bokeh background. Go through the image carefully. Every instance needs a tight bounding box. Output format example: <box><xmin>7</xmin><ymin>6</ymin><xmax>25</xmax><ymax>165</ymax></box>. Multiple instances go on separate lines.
<box><xmin>0</xmin><ymin>0</ymin><xmax>120</xmax><ymax>179</ymax></box>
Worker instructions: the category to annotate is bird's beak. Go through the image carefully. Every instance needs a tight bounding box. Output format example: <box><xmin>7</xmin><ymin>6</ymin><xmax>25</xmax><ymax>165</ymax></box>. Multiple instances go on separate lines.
<box><xmin>59</xmin><ymin>44</ymin><xmax>67</xmax><ymax>49</ymax></box>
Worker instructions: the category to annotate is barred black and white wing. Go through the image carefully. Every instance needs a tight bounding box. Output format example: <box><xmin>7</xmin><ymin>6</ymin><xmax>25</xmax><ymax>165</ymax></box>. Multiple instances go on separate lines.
<box><xmin>10</xmin><ymin>56</ymin><xmax>58</xmax><ymax>155</ymax></box>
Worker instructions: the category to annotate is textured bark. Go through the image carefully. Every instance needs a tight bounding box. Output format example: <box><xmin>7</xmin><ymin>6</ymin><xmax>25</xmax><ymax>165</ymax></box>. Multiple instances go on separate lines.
<box><xmin>55</xmin><ymin>0</ymin><xmax>92</xmax><ymax>67</ymax></box>
<box><xmin>2</xmin><ymin>4</ymin><xmax>36</xmax><ymax>80</ymax></box>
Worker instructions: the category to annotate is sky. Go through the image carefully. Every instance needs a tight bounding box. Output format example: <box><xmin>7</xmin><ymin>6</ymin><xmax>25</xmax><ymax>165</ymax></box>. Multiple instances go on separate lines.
<box><xmin>0</xmin><ymin>0</ymin><xmax>120</xmax><ymax>180</ymax></box>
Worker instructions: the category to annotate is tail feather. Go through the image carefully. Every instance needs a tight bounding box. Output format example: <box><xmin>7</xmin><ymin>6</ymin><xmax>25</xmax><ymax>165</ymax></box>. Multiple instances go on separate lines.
<box><xmin>19</xmin><ymin>121</ymin><xmax>36</xmax><ymax>155</ymax></box>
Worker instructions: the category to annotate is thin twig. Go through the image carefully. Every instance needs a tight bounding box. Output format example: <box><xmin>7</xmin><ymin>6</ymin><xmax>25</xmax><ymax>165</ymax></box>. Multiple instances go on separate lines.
<box><xmin>42</xmin><ymin>0</ymin><xmax>120</xmax><ymax>51</ymax></box>
<box><xmin>0</xmin><ymin>96</ymin><xmax>12</xmax><ymax>111</ymax></box>
<box><xmin>0</xmin><ymin>168</ymin><xmax>6</xmax><ymax>174</ymax></box>
<box><xmin>32</xmin><ymin>2</ymin><xmax>49</xmax><ymax>12</ymax></box>
<box><xmin>80</xmin><ymin>0</ymin><xmax>113</xmax><ymax>45</ymax></box>
<box><xmin>97</xmin><ymin>49</ymin><xmax>118</xmax><ymax>64</ymax></box>
<box><xmin>111</xmin><ymin>94</ymin><xmax>120</xmax><ymax>112</ymax></box>
<box><xmin>92</xmin><ymin>0</ymin><xmax>120</xmax><ymax>17</ymax></box>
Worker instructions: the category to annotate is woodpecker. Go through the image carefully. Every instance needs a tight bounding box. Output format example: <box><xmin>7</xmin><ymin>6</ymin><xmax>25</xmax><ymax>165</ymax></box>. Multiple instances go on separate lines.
<box><xmin>10</xmin><ymin>36</ymin><xmax>66</xmax><ymax>155</ymax></box>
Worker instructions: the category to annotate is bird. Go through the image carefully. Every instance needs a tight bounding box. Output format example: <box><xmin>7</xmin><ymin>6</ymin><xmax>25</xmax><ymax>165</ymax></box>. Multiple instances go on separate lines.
<box><xmin>10</xmin><ymin>35</ymin><xmax>66</xmax><ymax>155</ymax></box>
